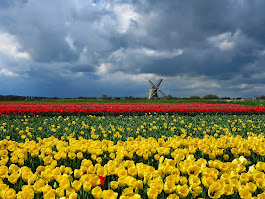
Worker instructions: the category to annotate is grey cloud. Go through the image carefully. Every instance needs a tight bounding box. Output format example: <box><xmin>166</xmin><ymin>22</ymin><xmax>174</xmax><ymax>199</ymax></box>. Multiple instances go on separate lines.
<box><xmin>0</xmin><ymin>0</ymin><xmax>28</xmax><ymax>9</ymax></box>
<box><xmin>0</xmin><ymin>0</ymin><xmax>265</xmax><ymax>97</ymax></box>
<box><xmin>68</xmin><ymin>64</ymin><xmax>96</xmax><ymax>73</ymax></box>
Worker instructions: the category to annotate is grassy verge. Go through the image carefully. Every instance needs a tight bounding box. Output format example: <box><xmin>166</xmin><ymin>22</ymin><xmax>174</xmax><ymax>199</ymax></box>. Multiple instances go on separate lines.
<box><xmin>0</xmin><ymin>98</ymin><xmax>264</xmax><ymax>106</ymax></box>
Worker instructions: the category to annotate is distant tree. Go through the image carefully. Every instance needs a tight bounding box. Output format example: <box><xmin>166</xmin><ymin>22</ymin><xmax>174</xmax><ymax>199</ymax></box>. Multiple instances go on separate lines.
<box><xmin>189</xmin><ymin>96</ymin><xmax>200</xmax><ymax>99</ymax></box>
<box><xmin>101</xmin><ymin>94</ymin><xmax>108</xmax><ymax>99</ymax></box>
<box><xmin>203</xmin><ymin>94</ymin><xmax>219</xmax><ymax>99</ymax></box>
<box><xmin>221</xmin><ymin>96</ymin><xmax>231</xmax><ymax>99</ymax></box>
<box><xmin>258</xmin><ymin>95</ymin><xmax>265</xmax><ymax>100</ymax></box>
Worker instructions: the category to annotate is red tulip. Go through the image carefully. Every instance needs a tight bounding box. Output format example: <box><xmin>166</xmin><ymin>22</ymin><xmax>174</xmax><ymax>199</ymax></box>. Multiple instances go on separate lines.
<box><xmin>99</xmin><ymin>176</ymin><xmax>105</xmax><ymax>186</ymax></box>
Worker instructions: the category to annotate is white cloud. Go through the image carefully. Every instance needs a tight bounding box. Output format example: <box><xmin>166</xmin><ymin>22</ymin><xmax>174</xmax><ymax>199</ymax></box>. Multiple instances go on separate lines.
<box><xmin>191</xmin><ymin>78</ymin><xmax>221</xmax><ymax>89</ymax></box>
<box><xmin>77</xmin><ymin>46</ymin><xmax>89</xmax><ymax>63</ymax></box>
<box><xmin>96</xmin><ymin>69</ymin><xmax>159</xmax><ymax>88</ymax></box>
<box><xmin>0</xmin><ymin>32</ymin><xmax>31</xmax><ymax>60</ymax></box>
<box><xmin>253</xmin><ymin>85</ymin><xmax>265</xmax><ymax>90</ymax></box>
<box><xmin>140</xmin><ymin>48</ymin><xmax>183</xmax><ymax>58</ymax></box>
<box><xmin>207</xmin><ymin>30</ymin><xmax>243</xmax><ymax>51</ymax></box>
<box><xmin>97</xmin><ymin>63</ymin><xmax>112</xmax><ymax>74</ymax></box>
<box><xmin>0</xmin><ymin>68</ymin><xmax>19</xmax><ymax>77</ymax></box>
<box><xmin>110</xmin><ymin>47</ymin><xmax>183</xmax><ymax>60</ymax></box>
<box><xmin>65</xmin><ymin>35</ymin><xmax>76</xmax><ymax>50</ymax></box>
<box><xmin>239</xmin><ymin>83</ymin><xmax>248</xmax><ymax>89</ymax></box>
<box><xmin>208</xmin><ymin>32</ymin><xmax>234</xmax><ymax>51</ymax></box>
<box><xmin>109</xmin><ymin>48</ymin><xmax>125</xmax><ymax>62</ymax></box>
<box><xmin>113</xmin><ymin>4</ymin><xmax>140</xmax><ymax>33</ymax></box>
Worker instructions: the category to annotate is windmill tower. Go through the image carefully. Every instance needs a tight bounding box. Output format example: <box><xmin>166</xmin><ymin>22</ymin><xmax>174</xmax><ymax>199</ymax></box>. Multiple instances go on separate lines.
<box><xmin>148</xmin><ymin>79</ymin><xmax>166</xmax><ymax>99</ymax></box>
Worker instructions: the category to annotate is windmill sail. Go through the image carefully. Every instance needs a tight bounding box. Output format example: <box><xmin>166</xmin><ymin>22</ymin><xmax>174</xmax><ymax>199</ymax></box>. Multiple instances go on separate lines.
<box><xmin>148</xmin><ymin>79</ymin><xmax>166</xmax><ymax>99</ymax></box>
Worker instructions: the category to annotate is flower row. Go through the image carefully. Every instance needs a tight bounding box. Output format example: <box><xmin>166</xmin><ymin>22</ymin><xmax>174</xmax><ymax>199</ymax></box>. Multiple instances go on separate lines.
<box><xmin>0</xmin><ymin>102</ymin><xmax>264</xmax><ymax>115</ymax></box>
<box><xmin>0</xmin><ymin>133</ymin><xmax>265</xmax><ymax>199</ymax></box>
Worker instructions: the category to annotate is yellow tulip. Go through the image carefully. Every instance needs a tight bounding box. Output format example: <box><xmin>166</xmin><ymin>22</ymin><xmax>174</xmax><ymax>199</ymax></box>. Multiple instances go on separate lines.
<box><xmin>208</xmin><ymin>182</ymin><xmax>223</xmax><ymax>199</ymax></box>
<box><xmin>43</xmin><ymin>191</ymin><xmax>56</xmax><ymax>199</ymax></box>
<box><xmin>256</xmin><ymin>178</ymin><xmax>265</xmax><ymax>189</ymax></box>
<box><xmin>69</xmin><ymin>192</ymin><xmax>78</xmax><ymax>199</ymax></box>
<box><xmin>189</xmin><ymin>184</ymin><xmax>202</xmax><ymax>198</ymax></box>
<box><xmin>147</xmin><ymin>187</ymin><xmax>158</xmax><ymax>199</ymax></box>
<box><xmin>90</xmin><ymin>175</ymin><xmax>100</xmax><ymax>187</ymax></box>
<box><xmin>164</xmin><ymin>182</ymin><xmax>176</xmax><ymax>194</ymax></box>
<box><xmin>76</xmin><ymin>152</ymin><xmax>83</xmax><ymax>159</ymax></box>
<box><xmin>166</xmin><ymin>194</ymin><xmax>179</xmax><ymax>199</ymax></box>
<box><xmin>96</xmin><ymin>157</ymin><xmax>102</xmax><ymax>164</ymax></box>
<box><xmin>8</xmin><ymin>164</ymin><xmax>20</xmax><ymax>174</ymax></box>
<box><xmin>117</xmin><ymin>168</ymin><xmax>128</xmax><ymax>178</ymax></box>
<box><xmin>33</xmin><ymin>179</ymin><xmax>45</xmax><ymax>193</ymax></box>
<box><xmin>97</xmin><ymin>167</ymin><xmax>107</xmax><ymax>177</ymax></box>
<box><xmin>150</xmin><ymin>181</ymin><xmax>163</xmax><ymax>194</ymax></box>
<box><xmin>230</xmin><ymin>179</ymin><xmax>241</xmax><ymax>191</ymax></box>
<box><xmin>10</xmin><ymin>156</ymin><xmax>18</xmax><ymax>163</ymax></box>
<box><xmin>52</xmin><ymin>168</ymin><xmax>61</xmax><ymax>179</ymax></box>
<box><xmin>74</xmin><ymin>169</ymin><xmax>82</xmax><ymax>178</ymax></box>
<box><xmin>22</xmin><ymin>171</ymin><xmax>32</xmax><ymax>182</ymax></box>
<box><xmin>0</xmin><ymin>166</ymin><xmax>8</xmax><ymax>178</ymax></box>
<box><xmin>92</xmin><ymin>186</ymin><xmax>102</xmax><ymax>199</ymax></box>
<box><xmin>72</xmin><ymin>180</ymin><xmax>82</xmax><ymax>191</ymax></box>
<box><xmin>220</xmin><ymin>173</ymin><xmax>230</xmax><ymax>184</ymax></box>
<box><xmin>8</xmin><ymin>173</ymin><xmax>19</xmax><ymax>184</ymax></box>
<box><xmin>83</xmin><ymin>182</ymin><xmax>92</xmax><ymax>192</ymax></box>
<box><xmin>246</xmin><ymin>182</ymin><xmax>257</xmax><ymax>193</ymax></box>
<box><xmin>111</xmin><ymin>181</ymin><xmax>119</xmax><ymax>190</ymax></box>
<box><xmin>239</xmin><ymin>189</ymin><xmax>252</xmax><ymax>199</ymax></box>
<box><xmin>43</xmin><ymin>155</ymin><xmax>53</xmax><ymax>165</ymax></box>
<box><xmin>187</xmin><ymin>165</ymin><xmax>201</xmax><ymax>176</ymax></box>
<box><xmin>55</xmin><ymin>187</ymin><xmax>64</xmax><ymax>197</ymax></box>
<box><xmin>223</xmin><ymin>184</ymin><xmax>234</xmax><ymax>196</ymax></box>
<box><xmin>179</xmin><ymin>176</ymin><xmax>188</xmax><ymax>185</ymax></box>
<box><xmin>240</xmin><ymin>173</ymin><xmax>249</xmax><ymax>184</ymax></box>
<box><xmin>59</xmin><ymin>177</ymin><xmax>70</xmax><ymax>190</ymax></box>
<box><xmin>257</xmin><ymin>193</ymin><xmax>265</xmax><ymax>199</ymax></box>
<box><xmin>42</xmin><ymin>185</ymin><xmax>53</xmax><ymax>194</ymax></box>
<box><xmin>4</xmin><ymin>188</ymin><xmax>16</xmax><ymax>199</ymax></box>
<box><xmin>68</xmin><ymin>152</ymin><xmax>76</xmax><ymax>160</ymax></box>
<box><xmin>128</xmin><ymin>167</ymin><xmax>138</xmax><ymax>177</ymax></box>
<box><xmin>176</xmin><ymin>185</ymin><xmax>189</xmax><ymax>198</ymax></box>
<box><xmin>122</xmin><ymin>187</ymin><xmax>134</xmax><ymax>196</ymax></box>
<box><xmin>102</xmin><ymin>190</ymin><xmax>118</xmax><ymax>199</ymax></box>
<box><xmin>17</xmin><ymin>190</ymin><xmax>34</xmax><ymax>199</ymax></box>
<box><xmin>189</xmin><ymin>175</ymin><xmax>201</xmax><ymax>186</ymax></box>
<box><xmin>66</xmin><ymin>188</ymin><xmax>76</xmax><ymax>198</ymax></box>
<box><xmin>165</xmin><ymin>175</ymin><xmax>177</xmax><ymax>184</ymax></box>
<box><xmin>202</xmin><ymin>176</ymin><xmax>214</xmax><ymax>189</ymax></box>
<box><xmin>136</xmin><ymin>180</ymin><xmax>143</xmax><ymax>189</ymax></box>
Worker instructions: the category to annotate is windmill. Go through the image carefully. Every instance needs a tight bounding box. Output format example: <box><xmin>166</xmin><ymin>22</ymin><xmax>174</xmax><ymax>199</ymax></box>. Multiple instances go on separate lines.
<box><xmin>148</xmin><ymin>79</ymin><xmax>166</xmax><ymax>99</ymax></box>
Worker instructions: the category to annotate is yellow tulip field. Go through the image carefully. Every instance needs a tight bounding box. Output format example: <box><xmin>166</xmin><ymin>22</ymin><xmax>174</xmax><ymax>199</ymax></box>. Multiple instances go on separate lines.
<box><xmin>0</xmin><ymin>103</ymin><xmax>265</xmax><ymax>199</ymax></box>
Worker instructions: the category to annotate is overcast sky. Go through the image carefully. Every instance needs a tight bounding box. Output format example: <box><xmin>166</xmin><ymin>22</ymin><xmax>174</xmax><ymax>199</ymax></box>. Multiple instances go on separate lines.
<box><xmin>0</xmin><ymin>0</ymin><xmax>265</xmax><ymax>98</ymax></box>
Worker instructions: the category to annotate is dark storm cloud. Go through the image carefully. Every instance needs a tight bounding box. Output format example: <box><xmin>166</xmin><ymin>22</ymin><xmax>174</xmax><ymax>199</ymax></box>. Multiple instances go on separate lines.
<box><xmin>0</xmin><ymin>0</ymin><xmax>115</xmax><ymax>63</ymax></box>
<box><xmin>68</xmin><ymin>64</ymin><xmax>96</xmax><ymax>73</ymax></box>
<box><xmin>0</xmin><ymin>0</ymin><xmax>265</xmax><ymax>97</ymax></box>
<box><xmin>28</xmin><ymin>31</ymin><xmax>80</xmax><ymax>63</ymax></box>
<box><xmin>113</xmin><ymin>0</ymin><xmax>264</xmax><ymax>77</ymax></box>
